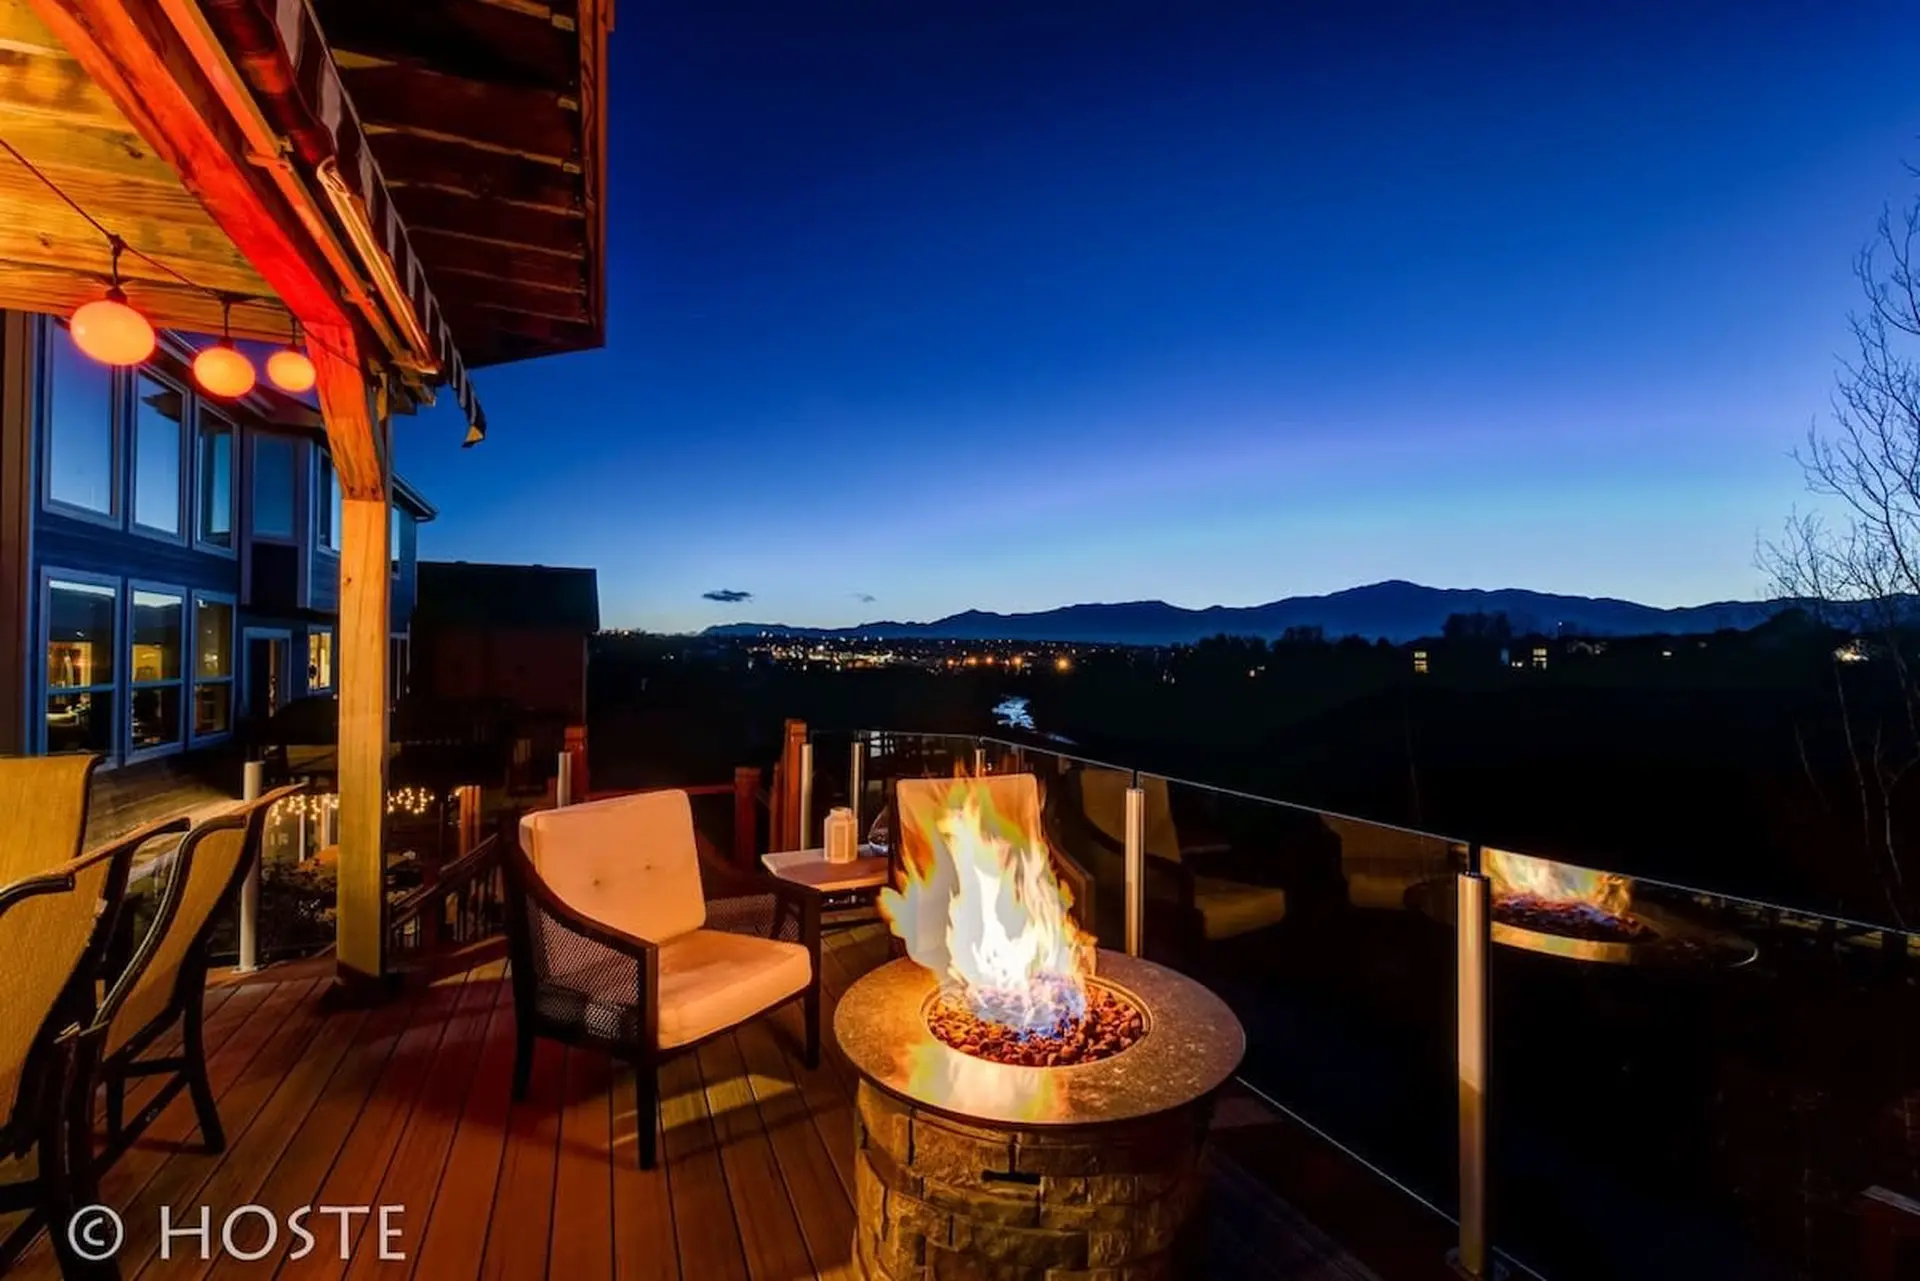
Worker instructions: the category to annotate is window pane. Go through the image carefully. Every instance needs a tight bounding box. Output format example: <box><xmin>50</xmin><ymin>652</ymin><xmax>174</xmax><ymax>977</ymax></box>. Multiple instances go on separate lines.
<box><xmin>193</xmin><ymin>682</ymin><xmax>231</xmax><ymax>736</ymax></box>
<box><xmin>47</xmin><ymin>324</ymin><xmax>115</xmax><ymax>514</ymax></box>
<box><xmin>47</xmin><ymin>579</ymin><xmax>116</xmax><ymax>688</ymax></box>
<box><xmin>48</xmin><ymin>692</ymin><xmax>113</xmax><ymax>755</ymax></box>
<box><xmin>318</xmin><ymin>456</ymin><xmax>341</xmax><ymax>551</ymax></box>
<box><xmin>308</xmin><ymin>630</ymin><xmax>333</xmax><ymax>690</ymax></box>
<box><xmin>199</xmin><ymin>415</ymin><xmax>233</xmax><ymax>545</ymax></box>
<box><xmin>131</xmin><ymin>589</ymin><xmax>183</xmax><ymax>682</ymax></box>
<box><xmin>254</xmin><ymin>435</ymin><xmax>294</xmax><ymax>538</ymax></box>
<box><xmin>130</xmin><ymin>685</ymin><xmax>180</xmax><ymax>751</ymax></box>
<box><xmin>196</xmin><ymin>597</ymin><xmax>232</xmax><ymax>678</ymax></box>
<box><xmin>132</xmin><ymin>373</ymin><xmax>182</xmax><ymax>533</ymax></box>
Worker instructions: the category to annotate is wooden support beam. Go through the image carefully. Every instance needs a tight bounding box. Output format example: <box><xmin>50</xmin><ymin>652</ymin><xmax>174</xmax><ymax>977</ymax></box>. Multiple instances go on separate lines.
<box><xmin>343</xmin><ymin>63</ymin><xmax>576</xmax><ymax>164</ymax></box>
<box><xmin>27</xmin><ymin>0</ymin><xmax>352</xmax><ymax>334</ymax></box>
<box><xmin>0</xmin><ymin>262</ymin><xmax>290</xmax><ymax>341</ymax></box>
<box><xmin>390</xmin><ymin>186</ymin><xmax>586</xmax><ymax>257</ymax></box>
<box><xmin>319</xmin><ymin>0</ymin><xmax>577</xmax><ymax>92</ymax></box>
<box><xmin>430</xmin><ymin>274</ymin><xmax>590</xmax><ymax>325</ymax></box>
<box><xmin>312</xmin><ymin>331</ymin><xmax>391</xmax><ymax>987</ymax></box>
<box><xmin>358</xmin><ymin>130</ymin><xmax>579</xmax><ymax>210</ymax></box>
<box><xmin>411</xmin><ymin>231</ymin><xmax>587</xmax><ymax>294</ymax></box>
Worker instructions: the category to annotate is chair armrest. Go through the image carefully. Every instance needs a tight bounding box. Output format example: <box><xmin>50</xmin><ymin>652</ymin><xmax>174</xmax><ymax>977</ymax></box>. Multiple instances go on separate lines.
<box><xmin>520</xmin><ymin>870</ymin><xmax>663</xmax><ymax>962</ymax></box>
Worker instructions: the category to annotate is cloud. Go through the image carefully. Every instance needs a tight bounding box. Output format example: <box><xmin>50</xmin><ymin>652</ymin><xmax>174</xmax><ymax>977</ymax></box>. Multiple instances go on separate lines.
<box><xmin>853</xmin><ymin>593</ymin><xmax>877</xmax><ymax>604</ymax></box>
<box><xmin>702</xmin><ymin>589</ymin><xmax>754</xmax><ymax>604</ymax></box>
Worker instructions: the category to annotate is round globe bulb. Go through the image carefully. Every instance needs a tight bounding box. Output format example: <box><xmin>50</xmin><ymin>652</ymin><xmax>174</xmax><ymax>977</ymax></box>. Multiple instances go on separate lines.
<box><xmin>265</xmin><ymin>347</ymin><xmax>317</xmax><ymax>394</ymax></box>
<box><xmin>69</xmin><ymin>291</ymin><xmax>155</xmax><ymax>366</ymax></box>
<box><xmin>193</xmin><ymin>343</ymin><xmax>256</xmax><ymax>399</ymax></box>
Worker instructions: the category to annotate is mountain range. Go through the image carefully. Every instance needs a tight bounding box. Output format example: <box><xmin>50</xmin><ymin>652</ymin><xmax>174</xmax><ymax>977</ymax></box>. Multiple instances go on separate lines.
<box><xmin>700</xmin><ymin>581</ymin><xmax>1794</xmax><ymax>646</ymax></box>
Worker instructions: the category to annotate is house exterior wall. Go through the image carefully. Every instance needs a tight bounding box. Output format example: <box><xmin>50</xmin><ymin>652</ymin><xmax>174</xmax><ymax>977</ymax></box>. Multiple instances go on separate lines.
<box><xmin>416</xmin><ymin>627</ymin><xmax>588</xmax><ymax>723</ymax></box>
<box><xmin>2</xmin><ymin>311</ymin><xmax>430</xmax><ymax>766</ymax></box>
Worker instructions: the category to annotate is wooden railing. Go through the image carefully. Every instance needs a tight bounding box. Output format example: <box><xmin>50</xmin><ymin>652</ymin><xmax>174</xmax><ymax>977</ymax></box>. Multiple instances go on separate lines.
<box><xmin>387</xmin><ymin>830</ymin><xmax>505</xmax><ymax>958</ymax></box>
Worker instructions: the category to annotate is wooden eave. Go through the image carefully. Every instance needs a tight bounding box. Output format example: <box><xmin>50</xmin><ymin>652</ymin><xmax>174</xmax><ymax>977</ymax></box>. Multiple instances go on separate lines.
<box><xmin>309</xmin><ymin>0</ymin><xmax>612</xmax><ymax>368</ymax></box>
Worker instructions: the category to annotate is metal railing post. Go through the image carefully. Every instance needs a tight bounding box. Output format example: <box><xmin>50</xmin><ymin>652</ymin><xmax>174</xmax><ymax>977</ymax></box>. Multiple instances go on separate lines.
<box><xmin>798</xmin><ymin>740</ymin><xmax>814</xmax><ymax>849</ymax></box>
<box><xmin>973</xmin><ymin>744</ymin><xmax>987</xmax><ymax>776</ymax></box>
<box><xmin>556</xmin><ymin>750</ymin><xmax>573</xmax><ymax>808</ymax></box>
<box><xmin>1454</xmin><ymin>845</ymin><xmax>1492</xmax><ymax>1278</ymax></box>
<box><xmin>238</xmin><ymin>761</ymin><xmax>263</xmax><ymax>973</ymax></box>
<box><xmin>1123</xmin><ymin>784</ymin><xmax>1145</xmax><ymax>957</ymax></box>
<box><xmin>849</xmin><ymin>734</ymin><xmax>866</xmax><ymax>833</ymax></box>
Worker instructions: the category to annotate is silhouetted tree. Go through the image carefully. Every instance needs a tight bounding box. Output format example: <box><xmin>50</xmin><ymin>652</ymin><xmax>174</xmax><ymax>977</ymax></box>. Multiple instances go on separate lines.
<box><xmin>1765</xmin><ymin>174</ymin><xmax>1920</xmax><ymax>925</ymax></box>
<box><xmin>1275</xmin><ymin>624</ymin><xmax>1326</xmax><ymax>648</ymax></box>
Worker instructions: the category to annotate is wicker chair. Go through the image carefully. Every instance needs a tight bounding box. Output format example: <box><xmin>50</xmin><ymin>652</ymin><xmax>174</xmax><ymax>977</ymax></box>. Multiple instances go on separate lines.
<box><xmin>507</xmin><ymin>789</ymin><xmax>822</xmax><ymax>1169</ymax></box>
<box><xmin>87</xmin><ymin>786</ymin><xmax>299</xmax><ymax>1153</ymax></box>
<box><xmin>0</xmin><ymin>810</ymin><xmax>166</xmax><ymax>1277</ymax></box>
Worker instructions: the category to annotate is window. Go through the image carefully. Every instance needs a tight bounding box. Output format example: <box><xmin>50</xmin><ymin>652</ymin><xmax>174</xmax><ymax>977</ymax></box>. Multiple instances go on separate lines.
<box><xmin>254</xmin><ymin>434</ymin><xmax>295</xmax><ymax>538</ymax></box>
<box><xmin>131</xmin><ymin>371</ymin><xmax>185</xmax><ymax>535</ymax></box>
<box><xmin>129</xmin><ymin>588</ymin><xmax>184</xmax><ymax>753</ymax></box>
<box><xmin>391</xmin><ymin>510</ymin><xmax>402</xmax><ymax>575</ymax></box>
<box><xmin>197</xmin><ymin>411</ymin><xmax>234</xmax><ymax>548</ymax></box>
<box><xmin>193</xmin><ymin>596</ymin><xmax>234</xmax><ymax>737</ymax></box>
<box><xmin>45</xmin><ymin>578</ymin><xmax>116</xmax><ymax>755</ymax></box>
<box><xmin>45</xmin><ymin>323</ymin><xmax>117</xmax><ymax>515</ymax></box>
<box><xmin>317</xmin><ymin>453</ymin><xmax>341</xmax><ymax>552</ymax></box>
<box><xmin>308</xmin><ymin>628</ymin><xmax>333</xmax><ymax>692</ymax></box>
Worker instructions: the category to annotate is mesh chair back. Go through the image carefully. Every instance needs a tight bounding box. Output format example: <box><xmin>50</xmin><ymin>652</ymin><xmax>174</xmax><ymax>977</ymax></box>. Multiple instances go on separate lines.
<box><xmin>0</xmin><ymin>754</ymin><xmax>97</xmax><ymax>886</ymax></box>
<box><xmin>0</xmin><ymin>847</ymin><xmax>121</xmax><ymax>1139</ymax></box>
<box><xmin>504</xmin><ymin>843</ymin><xmax>643</xmax><ymax>1045</ymax></box>
<box><xmin>102</xmin><ymin>790</ymin><xmax>288</xmax><ymax>1057</ymax></box>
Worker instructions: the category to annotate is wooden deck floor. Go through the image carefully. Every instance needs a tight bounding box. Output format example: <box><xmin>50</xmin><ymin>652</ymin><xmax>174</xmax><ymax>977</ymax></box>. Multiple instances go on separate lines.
<box><xmin>1</xmin><ymin>926</ymin><xmax>1385</xmax><ymax>1281</ymax></box>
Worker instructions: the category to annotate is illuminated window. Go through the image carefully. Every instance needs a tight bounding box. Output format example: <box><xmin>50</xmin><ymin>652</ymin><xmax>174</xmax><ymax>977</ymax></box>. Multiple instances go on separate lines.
<box><xmin>131</xmin><ymin>371</ymin><xmax>184</xmax><ymax>535</ymax></box>
<box><xmin>46</xmin><ymin>578</ymin><xmax>116</xmax><ymax>754</ymax></box>
<box><xmin>308</xmin><ymin>628</ymin><xmax>333</xmax><ymax>692</ymax></box>
<box><xmin>129</xmin><ymin>588</ymin><xmax>184</xmax><ymax>753</ymax></box>
<box><xmin>46</xmin><ymin>323</ymin><xmax>117</xmax><ymax>516</ymax></box>
<box><xmin>193</xmin><ymin>596</ymin><xmax>234</xmax><ymax>737</ymax></box>
<box><xmin>1413</xmin><ymin>649</ymin><xmax>1429</xmax><ymax>675</ymax></box>
<box><xmin>1531</xmin><ymin>646</ymin><xmax>1549</xmax><ymax>670</ymax></box>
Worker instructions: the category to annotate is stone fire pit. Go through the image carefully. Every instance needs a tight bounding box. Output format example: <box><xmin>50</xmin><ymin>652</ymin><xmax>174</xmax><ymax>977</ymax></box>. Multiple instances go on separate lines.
<box><xmin>836</xmin><ymin>950</ymin><xmax>1245</xmax><ymax>1280</ymax></box>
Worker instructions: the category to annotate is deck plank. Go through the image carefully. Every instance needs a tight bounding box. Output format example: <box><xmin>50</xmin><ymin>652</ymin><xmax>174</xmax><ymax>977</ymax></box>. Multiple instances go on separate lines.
<box><xmin>696</xmin><ymin>1033</ymin><xmax>815</xmax><ymax>1281</ymax></box>
<box><xmin>734</xmin><ymin>1019</ymin><xmax>858</xmax><ymax>1280</ymax></box>
<box><xmin>342</xmin><ymin>963</ymin><xmax>507</xmax><ymax>1281</ymax></box>
<box><xmin>201</xmin><ymin>984</ymin><xmax>431</xmax><ymax>1281</ymax></box>
<box><xmin>611</xmin><ymin>1069</ymin><xmax>679</xmax><ymax>1281</ymax></box>
<box><xmin>140</xmin><ymin>998</ymin><xmax>375</xmax><ymax>1281</ymax></box>
<box><xmin>549</xmin><ymin>1047</ymin><xmax>616</xmax><ymax>1281</ymax></box>
<box><xmin>406</xmin><ymin>966</ymin><xmax>519</xmax><ymax>1281</ymax></box>
<box><xmin>275</xmin><ymin>968</ymin><xmax>478</xmax><ymax>1281</ymax></box>
<box><xmin>660</xmin><ymin>1050</ymin><xmax>748</xmax><ymax>1281</ymax></box>
<box><xmin>111</xmin><ymin>979</ymin><xmax>334</xmax><ymax>1277</ymax></box>
<box><xmin>478</xmin><ymin>1038</ymin><xmax>564</xmax><ymax>1281</ymax></box>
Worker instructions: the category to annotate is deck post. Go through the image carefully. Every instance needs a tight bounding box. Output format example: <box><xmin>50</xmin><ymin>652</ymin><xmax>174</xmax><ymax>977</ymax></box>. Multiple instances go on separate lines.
<box><xmin>1123</xmin><ymin>784</ymin><xmax>1145</xmax><ymax>956</ymax></box>
<box><xmin>848</xmin><ymin>734</ymin><xmax>865</xmax><ymax>833</ymax></box>
<box><xmin>313</xmin><ymin>330</ymin><xmax>392</xmax><ymax>989</ymax></box>
<box><xmin>797</xmin><ymin>740</ymin><xmax>814</xmax><ymax>849</ymax></box>
<box><xmin>237</xmin><ymin>760</ymin><xmax>263</xmax><ymax>971</ymax></box>
<box><xmin>733</xmin><ymin>766</ymin><xmax>760</xmax><ymax>865</ymax></box>
<box><xmin>1454</xmin><ymin>847</ymin><xmax>1493</xmax><ymax>1278</ymax></box>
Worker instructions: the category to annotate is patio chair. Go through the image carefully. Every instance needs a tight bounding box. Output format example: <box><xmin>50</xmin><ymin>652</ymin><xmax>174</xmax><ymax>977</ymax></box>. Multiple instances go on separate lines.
<box><xmin>0</xmin><ymin>753</ymin><xmax>98</xmax><ymax>886</ymax></box>
<box><xmin>1069</xmin><ymin>769</ymin><xmax>1287</xmax><ymax>946</ymax></box>
<box><xmin>0</xmin><ymin>817</ymin><xmax>152</xmax><ymax>1277</ymax></box>
<box><xmin>508</xmin><ymin>788</ymin><xmax>822</xmax><ymax>1169</ymax></box>
<box><xmin>89</xmin><ymin>786</ymin><xmax>298</xmax><ymax>1153</ymax></box>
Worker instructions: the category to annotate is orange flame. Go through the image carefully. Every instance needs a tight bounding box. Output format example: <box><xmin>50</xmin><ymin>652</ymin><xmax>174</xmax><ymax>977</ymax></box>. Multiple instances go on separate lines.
<box><xmin>879</xmin><ymin>778</ymin><xmax>1094</xmax><ymax>1035</ymax></box>
<box><xmin>1485</xmin><ymin>848</ymin><xmax>1632</xmax><ymax>917</ymax></box>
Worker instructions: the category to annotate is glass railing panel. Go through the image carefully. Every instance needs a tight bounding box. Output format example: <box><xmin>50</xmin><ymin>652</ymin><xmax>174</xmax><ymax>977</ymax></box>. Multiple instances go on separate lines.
<box><xmin>1137</xmin><ymin>774</ymin><xmax>1463</xmax><ymax>1221</ymax></box>
<box><xmin>1485</xmin><ymin>847</ymin><xmax>1920</xmax><ymax>1281</ymax></box>
<box><xmin>856</xmin><ymin>731</ymin><xmax>982</xmax><ymax>848</ymax></box>
<box><xmin>1018</xmin><ymin>747</ymin><xmax>1137</xmax><ymax>954</ymax></box>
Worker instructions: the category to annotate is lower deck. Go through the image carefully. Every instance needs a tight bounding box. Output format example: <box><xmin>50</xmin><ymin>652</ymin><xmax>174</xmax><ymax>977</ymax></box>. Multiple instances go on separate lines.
<box><xmin>1</xmin><ymin>926</ymin><xmax>1404</xmax><ymax>1280</ymax></box>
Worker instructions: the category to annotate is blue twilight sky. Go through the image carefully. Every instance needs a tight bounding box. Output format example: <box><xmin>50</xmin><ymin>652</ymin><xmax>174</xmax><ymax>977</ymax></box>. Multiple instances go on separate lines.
<box><xmin>393</xmin><ymin>0</ymin><xmax>1920</xmax><ymax>633</ymax></box>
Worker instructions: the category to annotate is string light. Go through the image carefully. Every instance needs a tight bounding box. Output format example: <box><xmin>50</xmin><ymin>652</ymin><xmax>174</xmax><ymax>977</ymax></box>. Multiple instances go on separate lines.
<box><xmin>70</xmin><ymin>236</ymin><xmax>155</xmax><ymax>365</ymax></box>
<box><xmin>267</xmin><ymin>315</ymin><xmax>316</xmax><ymax>393</ymax></box>
<box><xmin>193</xmin><ymin>296</ymin><xmax>256</xmax><ymax>398</ymax></box>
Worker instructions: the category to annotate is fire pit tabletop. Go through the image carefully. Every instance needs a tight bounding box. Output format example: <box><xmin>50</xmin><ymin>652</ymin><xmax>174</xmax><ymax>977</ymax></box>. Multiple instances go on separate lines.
<box><xmin>834</xmin><ymin>950</ymin><xmax>1245</xmax><ymax>1128</ymax></box>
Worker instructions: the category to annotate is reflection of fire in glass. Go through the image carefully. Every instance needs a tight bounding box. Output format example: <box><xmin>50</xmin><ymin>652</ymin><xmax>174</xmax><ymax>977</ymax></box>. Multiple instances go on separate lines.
<box><xmin>1485</xmin><ymin>848</ymin><xmax>1650</xmax><ymax>943</ymax></box>
<box><xmin>881</xmin><ymin>778</ymin><xmax>1142</xmax><ymax>1066</ymax></box>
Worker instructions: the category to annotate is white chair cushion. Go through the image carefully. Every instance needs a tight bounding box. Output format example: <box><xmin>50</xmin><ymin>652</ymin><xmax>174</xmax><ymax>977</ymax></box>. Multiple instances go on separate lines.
<box><xmin>520</xmin><ymin>790</ymin><xmax>706</xmax><ymax>942</ymax></box>
<box><xmin>654</xmin><ymin>929</ymin><xmax>811</xmax><ymax>1049</ymax></box>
